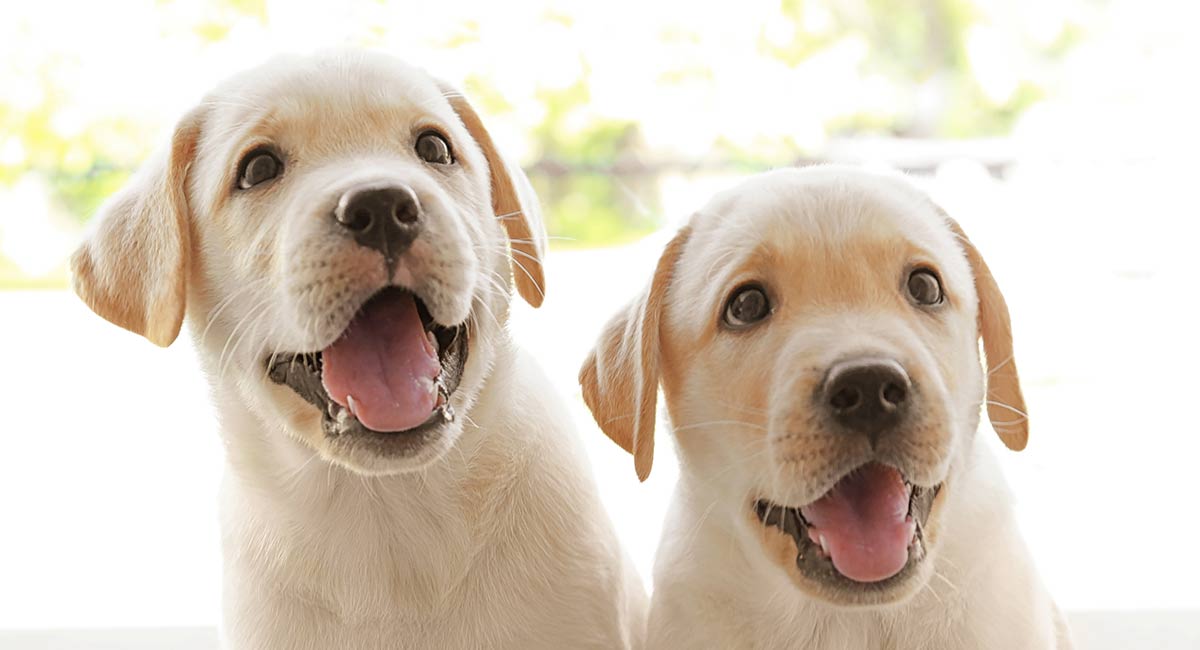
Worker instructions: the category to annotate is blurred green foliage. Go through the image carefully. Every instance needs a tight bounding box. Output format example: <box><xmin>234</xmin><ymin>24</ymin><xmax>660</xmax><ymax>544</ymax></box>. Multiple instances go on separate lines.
<box><xmin>508</xmin><ymin>74</ymin><xmax>655</xmax><ymax>247</ymax></box>
<box><xmin>0</xmin><ymin>88</ymin><xmax>140</xmax><ymax>222</ymax></box>
<box><xmin>763</xmin><ymin>0</ymin><xmax>1055</xmax><ymax>139</ymax></box>
<box><xmin>1</xmin><ymin>0</ymin><xmax>1082</xmax><ymax>286</ymax></box>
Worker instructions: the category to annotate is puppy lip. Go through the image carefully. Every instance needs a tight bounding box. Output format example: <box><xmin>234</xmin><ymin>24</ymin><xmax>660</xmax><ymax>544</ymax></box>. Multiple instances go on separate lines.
<box><xmin>264</xmin><ymin>288</ymin><xmax>470</xmax><ymax>444</ymax></box>
<box><xmin>752</xmin><ymin>465</ymin><xmax>943</xmax><ymax>593</ymax></box>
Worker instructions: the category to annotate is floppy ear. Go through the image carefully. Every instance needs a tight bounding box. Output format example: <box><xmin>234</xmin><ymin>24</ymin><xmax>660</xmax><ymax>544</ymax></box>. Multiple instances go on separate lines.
<box><xmin>440</xmin><ymin>83</ymin><xmax>547</xmax><ymax>308</ymax></box>
<box><xmin>70</xmin><ymin>107</ymin><xmax>204</xmax><ymax>347</ymax></box>
<box><xmin>580</xmin><ymin>227</ymin><xmax>691</xmax><ymax>481</ymax></box>
<box><xmin>943</xmin><ymin>216</ymin><xmax>1029</xmax><ymax>451</ymax></box>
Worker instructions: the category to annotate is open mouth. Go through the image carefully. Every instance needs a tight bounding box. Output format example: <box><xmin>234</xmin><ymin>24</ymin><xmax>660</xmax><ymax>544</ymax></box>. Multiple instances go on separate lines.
<box><xmin>266</xmin><ymin>287</ymin><xmax>468</xmax><ymax>452</ymax></box>
<box><xmin>754</xmin><ymin>462</ymin><xmax>941</xmax><ymax>590</ymax></box>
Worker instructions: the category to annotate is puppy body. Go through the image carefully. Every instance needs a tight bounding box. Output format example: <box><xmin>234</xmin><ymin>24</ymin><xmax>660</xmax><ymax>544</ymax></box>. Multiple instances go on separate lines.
<box><xmin>582</xmin><ymin>167</ymin><xmax>1069</xmax><ymax>649</ymax></box>
<box><xmin>72</xmin><ymin>51</ymin><xmax>643</xmax><ymax>649</ymax></box>
<box><xmin>219</xmin><ymin>348</ymin><xmax>641</xmax><ymax>649</ymax></box>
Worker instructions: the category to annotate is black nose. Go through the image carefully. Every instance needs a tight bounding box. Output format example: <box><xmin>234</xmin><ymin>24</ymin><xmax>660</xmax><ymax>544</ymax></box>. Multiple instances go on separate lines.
<box><xmin>822</xmin><ymin>358</ymin><xmax>911</xmax><ymax>444</ymax></box>
<box><xmin>335</xmin><ymin>185</ymin><xmax>422</xmax><ymax>269</ymax></box>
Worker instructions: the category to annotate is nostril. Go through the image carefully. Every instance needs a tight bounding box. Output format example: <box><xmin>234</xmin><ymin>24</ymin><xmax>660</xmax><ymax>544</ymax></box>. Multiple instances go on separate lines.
<box><xmin>353</xmin><ymin>208</ymin><xmax>371</xmax><ymax>224</ymax></box>
<box><xmin>830</xmin><ymin>387</ymin><xmax>862</xmax><ymax>411</ymax></box>
<box><xmin>339</xmin><ymin>207</ymin><xmax>373</xmax><ymax>232</ymax></box>
<box><xmin>393</xmin><ymin>200</ymin><xmax>419</xmax><ymax>224</ymax></box>
<box><xmin>882</xmin><ymin>382</ymin><xmax>907</xmax><ymax>406</ymax></box>
<box><xmin>822</xmin><ymin>358</ymin><xmax>912</xmax><ymax>439</ymax></box>
<box><xmin>336</xmin><ymin>186</ymin><xmax>422</xmax><ymax>262</ymax></box>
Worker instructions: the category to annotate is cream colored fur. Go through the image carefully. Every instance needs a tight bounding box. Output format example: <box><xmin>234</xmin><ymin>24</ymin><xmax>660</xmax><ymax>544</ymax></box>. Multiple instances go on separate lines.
<box><xmin>582</xmin><ymin>166</ymin><xmax>1070</xmax><ymax>650</ymax></box>
<box><xmin>71</xmin><ymin>51</ymin><xmax>644</xmax><ymax>649</ymax></box>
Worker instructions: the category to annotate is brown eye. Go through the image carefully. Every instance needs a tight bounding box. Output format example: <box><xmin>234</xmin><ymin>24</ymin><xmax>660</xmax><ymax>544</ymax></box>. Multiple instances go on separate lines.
<box><xmin>237</xmin><ymin>149</ymin><xmax>282</xmax><ymax>189</ymax></box>
<box><xmin>907</xmin><ymin>269</ymin><xmax>943</xmax><ymax>306</ymax></box>
<box><xmin>723</xmin><ymin>284</ymin><xmax>771</xmax><ymax>329</ymax></box>
<box><xmin>416</xmin><ymin>131</ymin><xmax>453</xmax><ymax>165</ymax></box>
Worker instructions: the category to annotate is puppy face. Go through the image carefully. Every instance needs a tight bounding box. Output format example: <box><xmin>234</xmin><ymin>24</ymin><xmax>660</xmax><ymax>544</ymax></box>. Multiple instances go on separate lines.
<box><xmin>71</xmin><ymin>52</ymin><xmax>546</xmax><ymax>474</ymax></box>
<box><xmin>581</xmin><ymin>166</ymin><xmax>1026</xmax><ymax>606</ymax></box>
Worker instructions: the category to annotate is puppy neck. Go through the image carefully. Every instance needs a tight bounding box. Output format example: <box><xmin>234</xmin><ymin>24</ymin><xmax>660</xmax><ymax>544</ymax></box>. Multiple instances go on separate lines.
<box><xmin>212</xmin><ymin>339</ymin><xmax>533</xmax><ymax>617</ymax></box>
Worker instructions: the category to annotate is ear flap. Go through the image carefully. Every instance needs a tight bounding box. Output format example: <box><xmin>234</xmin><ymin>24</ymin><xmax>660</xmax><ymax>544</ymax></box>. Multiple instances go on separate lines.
<box><xmin>70</xmin><ymin>107</ymin><xmax>203</xmax><ymax>347</ymax></box>
<box><xmin>943</xmin><ymin>217</ymin><xmax>1029</xmax><ymax>451</ymax></box>
<box><xmin>580</xmin><ymin>227</ymin><xmax>691</xmax><ymax>481</ymax></box>
<box><xmin>440</xmin><ymin>83</ymin><xmax>547</xmax><ymax>308</ymax></box>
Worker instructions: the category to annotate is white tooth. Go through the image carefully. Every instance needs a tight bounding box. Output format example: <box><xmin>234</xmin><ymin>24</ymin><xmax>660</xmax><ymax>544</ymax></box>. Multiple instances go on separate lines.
<box><xmin>346</xmin><ymin>394</ymin><xmax>359</xmax><ymax>417</ymax></box>
<box><xmin>819</xmin><ymin>534</ymin><xmax>830</xmax><ymax>556</ymax></box>
<box><xmin>335</xmin><ymin>405</ymin><xmax>351</xmax><ymax>426</ymax></box>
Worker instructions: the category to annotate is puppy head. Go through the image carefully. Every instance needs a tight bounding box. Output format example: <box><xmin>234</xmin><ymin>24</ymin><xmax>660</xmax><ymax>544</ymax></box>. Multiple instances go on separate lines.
<box><xmin>71</xmin><ymin>51</ymin><xmax>546</xmax><ymax>474</ymax></box>
<box><xmin>581</xmin><ymin>165</ymin><xmax>1026</xmax><ymax>606</ymax></box>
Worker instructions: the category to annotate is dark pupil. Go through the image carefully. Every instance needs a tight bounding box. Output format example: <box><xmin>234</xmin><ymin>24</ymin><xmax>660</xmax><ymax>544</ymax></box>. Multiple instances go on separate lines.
<box><xmin>733</xmin><ymin>289</ymin><xmax>766</xmax><ymax>321</ymax></box>
<box><xmin>244</xmin><ymin>154</ymin><xmax>278</xmax><ymax>186</ymax></box>
<box><xmin>418</xmin><ymin>134</ymin><xmax>450</xmax><ymax>163</ymax></box>
<box><xmin>909</xmin><ymin>272</ymin><xmax>941</xmax><ymax>304</ymax></box>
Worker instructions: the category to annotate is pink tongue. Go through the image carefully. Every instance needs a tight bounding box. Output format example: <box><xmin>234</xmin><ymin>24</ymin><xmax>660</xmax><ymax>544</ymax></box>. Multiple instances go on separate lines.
<box><xmin>800</xmin><ymin>463</ymin><xmax>915</xmax><ymax>583</ymax></box>
<box><xmin>320</xmin><ymin>291</ymin><xmax>440</xmax><ymax>432</ymax></box>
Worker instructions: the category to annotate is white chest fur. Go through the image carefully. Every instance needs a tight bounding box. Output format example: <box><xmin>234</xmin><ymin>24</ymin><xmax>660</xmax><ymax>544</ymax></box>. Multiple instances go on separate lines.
<box><xmin>216</xmin><ymin>351</ymin><xmax>645</xmax><ymax>650</ymax></box>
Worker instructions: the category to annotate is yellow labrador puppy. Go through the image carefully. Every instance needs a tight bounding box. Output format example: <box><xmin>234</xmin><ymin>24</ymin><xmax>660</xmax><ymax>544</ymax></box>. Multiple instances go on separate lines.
<box><xmin>72</xmin><ymin>51</ymin><xmax>644</xmax><ymax>649</ymax></box>
<box><xmin>581</xmin><ymin>166</ymin><xmax>1070</xmax><ymax>649</ymax></box>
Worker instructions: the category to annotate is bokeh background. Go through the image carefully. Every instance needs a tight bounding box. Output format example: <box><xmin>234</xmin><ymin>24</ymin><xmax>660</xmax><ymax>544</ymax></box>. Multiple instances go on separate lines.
<box><xmin>2</xmin><ymin>0</ymin><xmax>1199</xmax><ymax>647</ymax></box>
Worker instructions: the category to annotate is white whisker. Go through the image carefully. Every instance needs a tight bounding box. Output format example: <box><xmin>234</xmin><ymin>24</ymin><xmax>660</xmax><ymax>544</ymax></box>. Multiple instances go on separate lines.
<box><xmin>984</xmin><ymin>400</ymin><xmax>1028</xmax><ymax>419</ymax></box>
<box><xmin>672</xmin><ymin>419</ymin><xmax>769</xmax><ymax>434</ymax></box>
